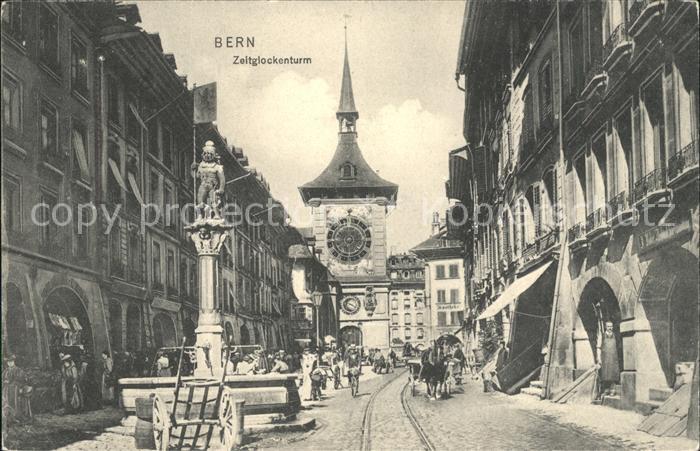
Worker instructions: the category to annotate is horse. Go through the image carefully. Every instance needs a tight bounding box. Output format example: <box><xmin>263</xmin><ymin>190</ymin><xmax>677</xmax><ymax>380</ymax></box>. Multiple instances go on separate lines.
<box><xmin>419</xmin><ymin>349</ymin><xmax>448</xmax><ymax>399</ymax></box>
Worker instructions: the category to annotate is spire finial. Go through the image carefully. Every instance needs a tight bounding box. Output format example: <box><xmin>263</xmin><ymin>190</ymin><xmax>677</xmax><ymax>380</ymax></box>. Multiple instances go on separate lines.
<box><xmin>337</xmin><ymin>14</ymin><xmax>358</xmax><ymax>132</ymax></box>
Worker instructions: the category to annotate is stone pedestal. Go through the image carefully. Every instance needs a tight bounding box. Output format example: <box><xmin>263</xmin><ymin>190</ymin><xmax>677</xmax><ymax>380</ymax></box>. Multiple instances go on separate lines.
<box><xmin>186</xmin><ymin>218</ymin><xmax>233</xmax><ymax>378</ymax></box>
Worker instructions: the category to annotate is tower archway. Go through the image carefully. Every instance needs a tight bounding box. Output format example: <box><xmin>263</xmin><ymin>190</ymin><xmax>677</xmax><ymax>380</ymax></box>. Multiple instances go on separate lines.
<box><xmin>340</xmin><ymin>325</ymin><xmax>362</xmax><ymax>348</ymax></box>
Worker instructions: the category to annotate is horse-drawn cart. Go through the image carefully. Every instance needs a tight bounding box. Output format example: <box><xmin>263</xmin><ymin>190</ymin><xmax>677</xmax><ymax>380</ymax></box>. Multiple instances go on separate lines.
<box><xmin>405</xmin><ymin>358</ymin><xmax>422</xmax><ymax>396</ymax></box>
<box><xmin>152</xmin><ymin>341</ymin><xmax>243</xmax><ymax>450</ymax></box>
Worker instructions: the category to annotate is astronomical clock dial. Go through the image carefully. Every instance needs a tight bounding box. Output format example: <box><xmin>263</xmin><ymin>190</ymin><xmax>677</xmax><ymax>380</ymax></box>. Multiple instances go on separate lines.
<box><xmin>327</xmin><ymin>216</ymin><xmax>372</xmax><ymax>264</ymax></box>
<box><xmin>340</xmin><ymin>296</ymin><xmax>361</xmax><ymax>315</ymax></box>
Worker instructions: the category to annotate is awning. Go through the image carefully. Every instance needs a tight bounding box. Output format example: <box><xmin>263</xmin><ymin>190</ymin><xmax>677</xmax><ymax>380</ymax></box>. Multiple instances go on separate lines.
<box><xmin>477</xmin><ymin>261</ymin><xmax>553</xmax><ymax>320</ymax></box>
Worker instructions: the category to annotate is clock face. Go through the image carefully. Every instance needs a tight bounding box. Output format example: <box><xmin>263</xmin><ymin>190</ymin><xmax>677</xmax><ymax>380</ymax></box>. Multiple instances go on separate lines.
<box><xmin>327</xmin><ymin>216</ymin><xmax>372</xmax><ymax>263</ymax></box>
<box><xmin>341</xmin><ymin>297</ymin><xmax>361</xmax><ymax>315</ymax></box>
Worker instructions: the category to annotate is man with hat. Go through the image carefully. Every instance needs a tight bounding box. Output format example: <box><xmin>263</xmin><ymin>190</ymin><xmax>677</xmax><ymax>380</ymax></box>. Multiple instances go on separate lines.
<box><xmin>3</xmin><ymin>354</ymin><xmax>33</xmax><ymax>423</ymax></box>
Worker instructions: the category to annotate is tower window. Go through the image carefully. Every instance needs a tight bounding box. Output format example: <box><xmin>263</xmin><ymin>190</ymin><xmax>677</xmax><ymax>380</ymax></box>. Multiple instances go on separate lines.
<box><xmin>340</xmin><ymin>163</ymin><xmax>356</xmax><ymax>179</ymax></box>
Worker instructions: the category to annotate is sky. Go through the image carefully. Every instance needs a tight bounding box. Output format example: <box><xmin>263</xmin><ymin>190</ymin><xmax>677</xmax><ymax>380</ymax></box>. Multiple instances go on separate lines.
<box><xmin>135</xmin><ymin>1</ymin><xmax>466</xmax><ymax>253</ymax></box>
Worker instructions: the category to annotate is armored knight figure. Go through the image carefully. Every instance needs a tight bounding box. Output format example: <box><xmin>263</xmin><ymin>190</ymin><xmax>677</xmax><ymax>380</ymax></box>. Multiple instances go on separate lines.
<box><xmin>192</xmin><ymin>140</ymin><xmax>226</xmax><ymax>219</ymax></box>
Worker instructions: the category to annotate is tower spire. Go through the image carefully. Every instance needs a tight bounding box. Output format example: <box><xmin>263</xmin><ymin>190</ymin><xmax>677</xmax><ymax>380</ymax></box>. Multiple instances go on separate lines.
<box><xmin>337</xmin><ymin>15</ymin><xmax>358</xmax><ymax>132</ymax></box>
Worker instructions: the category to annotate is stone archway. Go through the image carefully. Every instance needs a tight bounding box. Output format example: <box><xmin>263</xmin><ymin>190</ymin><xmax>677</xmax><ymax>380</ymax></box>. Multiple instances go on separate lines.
<box><xmin>577</xmin><ymin>278</ymin><xmax>624</xmax><ymax>374</ymax></box>
<box><xmin>639</xmin><ymin>248</ymin><xmax>699</xmax><ymax>386</ymax></box>
<box><xmin>340</xmin><ymin>326</ymin><xmax>362</xmax><ymax>348</ymax></box>
<box><xmin>152</xmin><ymin>313</ymin><xmax>177</xmax><ymax>348</ymax></box>
<box><xmin>44</xmin><ymin>287</ymin><xmax>94</xmax><ymax>368</ymax></box>
<box><xmin>239</xmin><ymin>324</ymin><xmax>251</xmax><ymax>345</ymax></box>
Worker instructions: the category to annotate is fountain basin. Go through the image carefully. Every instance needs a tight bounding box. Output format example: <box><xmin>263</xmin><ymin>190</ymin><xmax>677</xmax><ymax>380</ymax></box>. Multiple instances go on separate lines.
<box><xmin>119</xmin><ymin>374</ymin><xmax>301</xmax><ymax>423</ymax></box>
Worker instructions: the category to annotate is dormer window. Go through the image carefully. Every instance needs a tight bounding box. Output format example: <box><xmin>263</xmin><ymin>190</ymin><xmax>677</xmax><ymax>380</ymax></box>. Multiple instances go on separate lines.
<box><xmin>340</xmin><ymin>163</ymin><xmax>356</xmax><ymax>179</ymax></box>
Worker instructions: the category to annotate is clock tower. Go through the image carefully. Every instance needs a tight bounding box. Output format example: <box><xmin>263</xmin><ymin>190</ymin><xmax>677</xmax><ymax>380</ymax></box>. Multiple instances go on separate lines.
<box><xmin>299</xmin><ymin>32</ymin><xmax>398</xmax><ymax>352</ymax></box>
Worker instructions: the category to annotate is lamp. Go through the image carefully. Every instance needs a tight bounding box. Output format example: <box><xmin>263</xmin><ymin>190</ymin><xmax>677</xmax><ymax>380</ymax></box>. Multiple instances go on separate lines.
<box><xmin>311</xmin><ymin>290</ymin><xmax>323</xmax><ymax>363</ymax></box>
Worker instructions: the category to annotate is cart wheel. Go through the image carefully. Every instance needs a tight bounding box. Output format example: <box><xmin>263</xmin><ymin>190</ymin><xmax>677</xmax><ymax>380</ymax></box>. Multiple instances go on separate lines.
<box><xmin>219</xmin><ymin>392</ymin><xmax>236</xmax><ymax>450</ymax></box>
<box><xmin>152</xmin><ymin>394</ymin><xmax>171</xmax><ymax>451</ymax></box>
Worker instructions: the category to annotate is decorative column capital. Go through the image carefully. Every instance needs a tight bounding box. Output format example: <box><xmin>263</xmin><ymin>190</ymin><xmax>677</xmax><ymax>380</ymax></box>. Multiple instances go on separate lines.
<box><xmin>186</xmin><ymin>218</ymin><xmax>233</xmax><ymax>256</ymax></box>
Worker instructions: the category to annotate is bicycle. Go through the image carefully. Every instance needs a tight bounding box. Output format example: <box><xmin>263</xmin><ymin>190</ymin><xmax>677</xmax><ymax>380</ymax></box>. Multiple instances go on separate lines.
<box><xmin>348</xmin><ymin>367</ymin><xmax>360</xmax><ymax>397</ymax></box>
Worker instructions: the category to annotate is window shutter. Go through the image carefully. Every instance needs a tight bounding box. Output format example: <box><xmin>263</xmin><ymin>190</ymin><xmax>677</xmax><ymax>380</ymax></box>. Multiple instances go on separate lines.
<box><xmin>663</xmin><ymin>67</ymin><xmax>677</xmax><ymax>163</ymax></box>
<box><xmin>632</xmin><ymin>104</ymin><xmax>642</xmax><ymax>184</ymax></box>
<box><xmin>533</xmin><ymin>184</ymin><xmax>541</xmax><ymax>237</ymax></box>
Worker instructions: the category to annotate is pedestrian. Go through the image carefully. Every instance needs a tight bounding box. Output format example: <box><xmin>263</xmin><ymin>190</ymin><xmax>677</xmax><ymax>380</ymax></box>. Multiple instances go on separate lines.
<box><xmin>270</xmin><ymin>353</ymin><xmax>290</xmax><ymax>374</ymax></box>
<box><xmin>78</xmin><ymin>355</ymin><xmax>98</xmax><ymax>411</ymax></box>
<box><xmin>100</xmin><ymin>351</ymin><xmax>114</xmax><ymax>404</ymax></box>
<box><xmin>156</xmin><ymin>352</ymin><xmax>170</xmax><ymax>377</ymax></box>
<box><xmin>235</xmin><ymin>354</ymin><xmax>256</xmax><ymax>375</ymax></box>
<box><xmin>599</xmin><ymin>321</ymin><xmax>620</xmax><ymax>397</ymax></box>
<box><xmin>60</xmin><ymin>354</ymin><xmax>83</xmax><ymax>413</ymax></box>
<box><xmin>2</xmin><ymin>354</ymin><xmax>33</xmax><ymax>423</ymax></box>
<box><xmin>300</xmin><ymin>349</ymin><xmax>317</xmax><ymax>401</ymax></box>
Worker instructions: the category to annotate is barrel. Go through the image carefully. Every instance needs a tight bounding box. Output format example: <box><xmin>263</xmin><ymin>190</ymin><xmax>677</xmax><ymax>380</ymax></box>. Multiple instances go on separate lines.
<box><xmin>134</xmin><ymin>396</ymin><xmax>155</xmax><ymax>449</ymax></box>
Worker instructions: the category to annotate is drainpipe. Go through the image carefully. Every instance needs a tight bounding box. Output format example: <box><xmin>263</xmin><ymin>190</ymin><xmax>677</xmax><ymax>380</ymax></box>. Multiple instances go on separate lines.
<box><xmin>542</xmin><ymin>0</ymin><xmax>569</xmax><ymax>400</ymax></box>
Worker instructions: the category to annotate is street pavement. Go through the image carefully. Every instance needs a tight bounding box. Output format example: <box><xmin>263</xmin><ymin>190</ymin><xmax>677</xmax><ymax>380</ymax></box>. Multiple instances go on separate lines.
<box><xmin>9</xmin><ymin>369</ymin><xmax>696</xmax><ymax>450</ymax></box>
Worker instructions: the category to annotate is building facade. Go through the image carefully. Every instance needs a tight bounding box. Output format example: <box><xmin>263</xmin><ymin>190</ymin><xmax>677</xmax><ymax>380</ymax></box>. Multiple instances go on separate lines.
<box><xmin>411</xmin><ymin>214</ymin><xmax>467</xmax><ymax>344</ymax></box>
<box><xmin>2</xmin><ymin>2</ymin><xmax>308</xmax><ymax>375</ymax></box>
<box><xmin>387</xmin><ymin>254</ymin><xmax>428</xmax><ymax>352</ymax></box>
<box><xmin>453</xmin><ymin>0</ymin><xmax>699</xmax><ymax>410</ymax></box>
<box><xmin>299</xmin><ymin>38</ymin><xmax>398</xmax><ymax>352</ymax></box>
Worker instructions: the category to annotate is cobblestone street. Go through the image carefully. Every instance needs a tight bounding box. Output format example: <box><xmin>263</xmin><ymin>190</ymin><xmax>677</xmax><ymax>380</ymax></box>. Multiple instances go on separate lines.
<box><xmin>247</xmin><ymin>369</ymin><xmax>695</xmax><ymax>451</ymax></box>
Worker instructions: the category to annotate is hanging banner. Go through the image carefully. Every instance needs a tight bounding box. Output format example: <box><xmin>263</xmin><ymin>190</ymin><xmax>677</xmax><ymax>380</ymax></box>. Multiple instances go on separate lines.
<box><xmin>193</xmin><ymin>82</ymin><xmax>217</xmax><ymax>124</ymax></box>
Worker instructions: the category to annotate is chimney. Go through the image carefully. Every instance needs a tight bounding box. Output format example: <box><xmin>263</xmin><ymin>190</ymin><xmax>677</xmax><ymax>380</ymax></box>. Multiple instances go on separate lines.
<box><xmin>431</xmin><ymin>212</ymin><xmax>441</xmax><ymax>236</ymax></box>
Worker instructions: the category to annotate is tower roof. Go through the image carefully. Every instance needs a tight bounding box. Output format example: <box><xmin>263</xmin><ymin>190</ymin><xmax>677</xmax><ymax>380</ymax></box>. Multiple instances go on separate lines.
<box><xmin>299</xmin><ymin>28</ymin><xmax>397</xmax><ymax>204</ymax></box>
<box><xmin>337</xmin><ymin>40</ymin><xmax>358</xmax><ymax>120</ymax></box>
<box><xmin>299</xmin><ymin>133</ymin><xmax>398</xmax><ymax>203</ymax></box>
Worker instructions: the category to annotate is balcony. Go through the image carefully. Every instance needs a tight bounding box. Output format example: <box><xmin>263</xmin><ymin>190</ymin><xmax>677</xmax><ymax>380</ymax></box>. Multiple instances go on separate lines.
<box><xmin>628</xmin><ymin>0</ymin><xmax>666</xmax><ymax>37</ymax></box>
<box><xmin>633</xmin><ymin>167</ymin><xmax>671</xmax><ymax>207</ymax></box>
<box><xmin>581</xmin><ymin>59</ymin><xmax>607</xmax><ymax>100</ymax></box>
<box><xmin>667</xmin><ymin>140</ymin><xmax>699</xmax><ymax>188</ymax></box>
<box><xmin>607</xmin><ymin>191</ymin><xmax>636</xmax><ymax>229</ymax></box>
<box><xmin>519</xmin><ymin>228</ymin><xmax>560</xmax><ymax>271</ymax></box>
<box><xmin>602</xmin><ymin>22</ymin><xmax>633</xmax><ymax>71</ymax></box>
<box><xmin>568</xmin><ymin>222</ymin><xmax>588</xmax><ymax>253</ymax></box>
<box><xmin>586</xmin><ymin>207</ymin><xmax>611</xmax><ymax>241</ymax></box>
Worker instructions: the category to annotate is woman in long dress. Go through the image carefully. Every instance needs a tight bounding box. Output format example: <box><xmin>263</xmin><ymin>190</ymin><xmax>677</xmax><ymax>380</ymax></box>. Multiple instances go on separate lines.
<box><xmin>2</xmin><ymin>354</ymin><xmax>32</xmax><ymax>422</ymax></box>
<box><xmin>60</xmin><ymin>355</ymin><xmax>83</xmax><ymax>413</ymax></box>
<box><xmin>100</xmin><ymin>351</ymin><xmax>114</xmax><ymax>403</ymax></box>
<box><xmin>300</xmin><ymin>350</ymin><xmax>317</xmax><ymax>401</ymax></box>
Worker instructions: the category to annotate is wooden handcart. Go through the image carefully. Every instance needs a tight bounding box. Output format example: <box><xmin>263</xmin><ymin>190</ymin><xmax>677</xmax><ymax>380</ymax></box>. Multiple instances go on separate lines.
<box><xmin>152</xmin><ymin>341</ymin><xmax>241</xmax><ymax>450</ymax></box>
